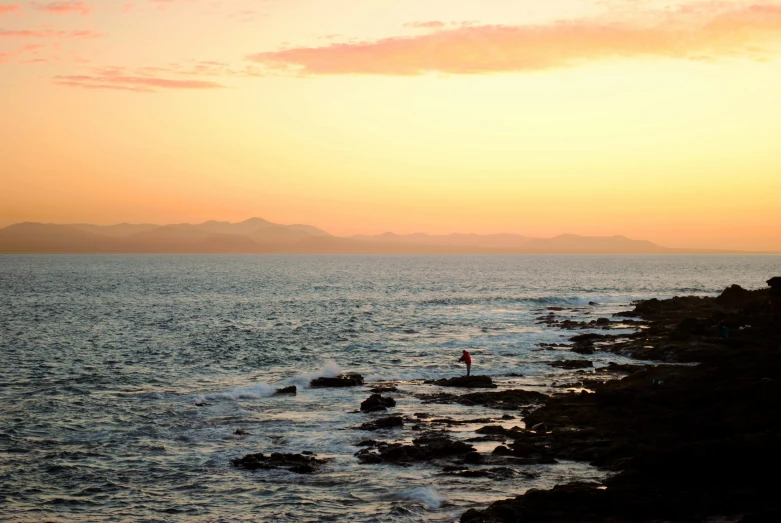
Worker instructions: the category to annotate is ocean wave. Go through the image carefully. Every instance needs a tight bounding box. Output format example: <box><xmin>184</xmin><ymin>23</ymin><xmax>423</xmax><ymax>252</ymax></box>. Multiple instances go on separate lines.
<box><xmin>397</xmin><ymin>486</ymin><xmax>446</xmax><ymax>510</ymax></box>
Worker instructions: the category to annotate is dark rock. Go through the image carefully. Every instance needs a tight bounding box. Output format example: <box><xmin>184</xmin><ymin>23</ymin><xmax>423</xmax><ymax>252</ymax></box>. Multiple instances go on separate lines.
<box><xmin>275</xmin><ymin>385</ymin><xmax>297</xmax><ymax>395</ymax></box>
<box><xmin>493</xmin><ymin>445</ymin><xmax>513</xmax><ymax>456</ymax></box>
<box><xmin>571</xmin><ymin>345</ymin><xmax>596</xmax><ymax>355</ymax></box>
<box><xmin>464</xmin><ymin>452</ymin><xmax>484</xmax><ymax>464</ymax></box>
<box><xmin>356</xmin><ymin>435</ymin><xmax>475</xmax><ymax>465</ymax></box>
<box><xmin>358</xmin><ymin>416</ymin><xmax>404</xmax><ymax>431</ymax></box>
<box><xmin>230</xmin><ymin>452</ymin><xmax>329</xmax><ymax>474</ymax></box>
<box><xmin>466</xmin><ymin>434</ymin><xmax>507</xmax><ymax>442</ymax></box>
<box><xmin>595</xmin><ymin>317</ymin><xmax>611</xmax><ymax>325</ymax></box>
<box><xmin>425</xmin><ymin>375</ymin><xmax>497</xmax><ymax>388</ymax></box>
<box><xmin>354</xmin><ymin>439</ymin><xmax>378</xmax><ymax>447</ymax></box>
<box><xmin>360</xmin><ymin>394</ymin><xmax>396</xmax><ymax>412</ymax></box>
<box><xmin>420</xmin><ymin>389</ymin><xmax>548</xmax><ymax>410</ymax></box>
<box><xmin>550</xmin><ymin>359</ymin><xmax>594</xmax><ymax>369</ymax></box>
<box><xmin>234</xmin><ymin>429</ymin><xmax>251</xmax><ymax>436</ymax></box>
<box><xmin>310</xmin><ymin>373</ymin><xmax>364</xmax><ymax>388</ymax></box>
<box><xmin>717</xmin><ymin>284</ymin><xmax>753</xmax><ymax>307</ymax></box>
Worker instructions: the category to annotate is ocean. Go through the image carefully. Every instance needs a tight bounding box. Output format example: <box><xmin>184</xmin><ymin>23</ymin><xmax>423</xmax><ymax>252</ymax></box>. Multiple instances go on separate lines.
<box><xmin>1</xmin><ymin>254</ymin><xmax>779</xmax><ymax>522</ymax></box>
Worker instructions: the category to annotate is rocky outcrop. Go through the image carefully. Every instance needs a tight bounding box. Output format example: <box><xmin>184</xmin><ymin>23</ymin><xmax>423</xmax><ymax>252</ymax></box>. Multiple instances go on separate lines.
<box><xmin>357</xmin><ymin>416</ymin><xmax>404</xmax><ymax>431</ymax></box>
<box><xmin>355</xmin><ymin>434</ymin><xmax>476</xmax><ymax>464</ymax></box>
<box><xmin>309</xmin><ymin>373</ymin><xmax>364</xmax><ymax>388</ymax></box>
<box><xmin>230</xmin><ymin>452</ymin><xmax>329</xmax><ymax>474</ymax></box>
<box><xmin>461</xmin><ymin>279</ymin><xmax>781</xmax><ymax>522</ymax></box>
<box><xmin>425</xmin><ymin>375</ymin><xmax>497</xmax><ymax>388</ymax></box>
<box><xmin>420</xmin><ymin>389</ymin><xmax>548</xmax><ymax>410</ymax></box>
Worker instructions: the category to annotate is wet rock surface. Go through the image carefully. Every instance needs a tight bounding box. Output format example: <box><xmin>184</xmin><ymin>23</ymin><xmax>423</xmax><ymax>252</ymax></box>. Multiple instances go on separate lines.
<box><xmin>461</xmin><ymin>280</ymin><xmax>781</xmax><ymax>522</ymax></box>
<box><xmin>231</xmin><ymin>452</ymin><xmax>330</xmax><ymax>474</ymax></box>
<box><xmin>549</xmin><ymin>359</ymin><xmax>594</xmax><ymax>369</ymax></box>
<box><xmin>357</xmin><ymin>416</ymin><xmax>404</xmax><ymax>431</ymax></box>
<box><xmin>360</xmin><ymin>394</ymin><xmax>396</xmax><ymax>412</ymax></box>
<box><xmin>355</xmin><ymin>434</ymin><xmax>476</xmax><ymax>464</ymax></box>
<box><xmin>275</xmin><ymin>385</ymin><xmax>296</xmax><ymax>394</ymax></box>
<box><xmin>310</xmin><ymin>373</ymin><xmax>365</xmax><ymax>388</ymax></box>
<box><xmin>425</xmin><ymin>375</ymin><xmax>497</xmax><ymax>388</ymax></box>
<box><xmin>420</xmin><ymin>389</ymin><xmax>548</xmax><ymax>410</ymax></box>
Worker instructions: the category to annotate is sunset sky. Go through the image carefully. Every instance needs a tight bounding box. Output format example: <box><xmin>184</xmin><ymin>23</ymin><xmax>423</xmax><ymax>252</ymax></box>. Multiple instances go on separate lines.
<box><xmin>2</xmin><ymin>0</ymin><xmax>780</xmax><ymax>250</ymax></box>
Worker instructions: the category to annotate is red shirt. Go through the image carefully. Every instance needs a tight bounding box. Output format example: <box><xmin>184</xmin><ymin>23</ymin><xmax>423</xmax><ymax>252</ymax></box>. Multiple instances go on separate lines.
<box><xmin>459</xmin><ymin>351</ymin><xmax>472</xmax><ymax>364</ymax></box>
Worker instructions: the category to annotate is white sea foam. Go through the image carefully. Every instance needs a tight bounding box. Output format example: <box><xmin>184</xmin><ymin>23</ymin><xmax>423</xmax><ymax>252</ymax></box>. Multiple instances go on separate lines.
<box><xmin>287</xmin><ymin>360</ymin><xmax>344</xmax><ymax>388</ymax></box>
<box><xmin>398</xmin><ymin>486</ymin><xmax>446</xmax><ymax>510</ymax></box>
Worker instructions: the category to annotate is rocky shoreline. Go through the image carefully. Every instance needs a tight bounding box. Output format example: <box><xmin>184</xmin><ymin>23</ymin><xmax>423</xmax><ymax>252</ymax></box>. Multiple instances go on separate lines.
<box><xmin>462</xmin><ymin>277</ymin><xmax>781</xmax><ymax>522</ymax></box>
<box><xmin>230</xmin><ymin>277</ymin><xmax>780</xmax><ymax>521</ymax></box>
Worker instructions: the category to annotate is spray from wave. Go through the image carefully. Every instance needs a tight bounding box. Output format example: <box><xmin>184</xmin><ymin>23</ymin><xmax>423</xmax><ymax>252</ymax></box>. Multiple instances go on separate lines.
<box><xmin>397</xmin><ymin>486</ymin><xmax>446</xmax><ymax>510</ymax></box>
<box><xmin>286</xmin><ymin>360</ymin><xmax>344</xmax><ymax>389</ymax></box>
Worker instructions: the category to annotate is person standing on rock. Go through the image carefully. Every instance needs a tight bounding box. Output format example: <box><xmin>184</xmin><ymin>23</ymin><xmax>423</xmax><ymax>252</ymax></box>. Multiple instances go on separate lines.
<box><xmin>458</xmin><ymin>350</ymin><xmax>472</xmax><ymax>376</ymax></box>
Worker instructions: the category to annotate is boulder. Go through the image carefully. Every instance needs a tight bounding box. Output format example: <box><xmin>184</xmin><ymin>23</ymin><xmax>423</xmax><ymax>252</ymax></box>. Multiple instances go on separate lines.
<box><xmin>716</xmin><ymin>284</ymin><xmax>753</xmax><ymax>307</ymax></box>
<box><xmin>360</xmin><ymin>394</ymin><xmax>396</xmax><ymax>412</ymax></box>
<box><xmin>310</xmin><ymin>373</ymin><xmax>364</xmax><ymax>388</ymax></box>
<box><xmin>275</xmin><ymin>385</ymin><xmax>297</xmax><ymax>395</ymax></box>
<box><xmin>358</xmin><ymin>416</ymin><xmax>404</xmax><ymax>431</ymax></box>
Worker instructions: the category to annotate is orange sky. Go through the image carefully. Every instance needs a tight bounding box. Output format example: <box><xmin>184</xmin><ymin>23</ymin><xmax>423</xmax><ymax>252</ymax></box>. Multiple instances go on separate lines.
<box><xmin>1</xmin><ymin>0</ymin><xmax>780</xmax><ymax>250</ymax></box>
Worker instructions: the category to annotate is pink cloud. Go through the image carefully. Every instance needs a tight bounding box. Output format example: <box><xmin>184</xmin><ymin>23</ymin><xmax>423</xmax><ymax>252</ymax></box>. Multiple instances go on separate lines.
<box><xmin>54</xmin><ymin>72</ymin><xmax>227</xmax><ymax>92</ymax></box>
<box><xmin>34</xmin><ymin>2</ymin><xmax>93</xmax><ymax>15</ymax></box>
<box><xmin>56</xmin><ymin>80</ymin><xmax>153</xmax><ymax>92</ymax></box>
<box><xmin>247</xmin><ymin>3</ymin><xmax>781</xmax><ymax>75</ymax></box>
<box><xmin>0</xmin><ymin>28</ymin><xmax>102</xmax><ymax>38</ymax></box>
<box><xmin>0</xmin><ymin>4</ymin><xmax>19</xmax><ymax>15</ymax></box>
<box><xmin>404</xmin><ymin>21</ymin><xmax>446</xmax><ymax>29</ymax></box>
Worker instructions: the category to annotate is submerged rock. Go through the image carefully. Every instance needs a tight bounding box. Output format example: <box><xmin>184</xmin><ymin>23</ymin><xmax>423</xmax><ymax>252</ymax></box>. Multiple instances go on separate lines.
<box><xmin>230</xmin><ymin>452</ymin><xmax>329</xmax><ymax>474</ymax></box>
<box><xmin>309</xmin><ymin>373</ymin><xmax>364</xmax><ymax>388</ymax></box>
<box><xmin>275</xmin><ymin>385</ymin><xmax>297</xmax><ymax>395</ymax></box>
<box><xmin>360</xmin><ymin>394</ymin><xmax>396</xmax><ymax>412</ymax></box>
<box><xmin>369</xmin><ymin>385</ymin><xmax>398</xmax><ymax>393</ymax></box>
<box><xmin>425</xmin><ymin>375</ymin><xmax>497</xmax><ymax>388</ymax></box>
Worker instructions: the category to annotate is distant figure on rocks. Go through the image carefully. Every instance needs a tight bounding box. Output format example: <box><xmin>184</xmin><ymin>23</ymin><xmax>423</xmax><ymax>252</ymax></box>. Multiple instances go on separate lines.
<box><xmin>458</xmin><ymin>350</ymin><xmax>472</xmax><ymax>376</ymax></box>
<box><xmin>719</xmin><ymin>321</ymin><xmax>729</xmax><ymax>339</ymax></box>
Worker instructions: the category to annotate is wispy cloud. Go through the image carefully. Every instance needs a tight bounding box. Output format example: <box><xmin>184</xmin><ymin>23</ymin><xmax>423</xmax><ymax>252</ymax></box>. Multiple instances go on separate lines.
<box><xmin>0</xmin><ymin>28</ymin><xmax>102</xmax><ymax>38</ymax></box>
<box><xmin>34</xmin><ymin>2</ymin><xmax>93</xmax><ymax>15</ymax></box>
<box><xmin>247</xmin><ymin>2</ymin><xmax>781</xmax><ymax>75</ymax></box>
<box><xmin>403</xmin><ymin>21</ymin><xmax>446</xmax><ymax>29</ymax></box>
<box><xmin>0</xmin><ymin>3</ymin><xmax>19</xmax><ymax>16</ymax></box>
<box><xmin>54</xmin><ymin>70</ymin><xmax>228</xmax><ymax>92</ymax></box>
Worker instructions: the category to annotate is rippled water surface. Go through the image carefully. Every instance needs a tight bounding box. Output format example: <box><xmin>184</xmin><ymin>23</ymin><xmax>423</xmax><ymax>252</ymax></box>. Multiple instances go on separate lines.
<box><xmin>1</xmin><ymin>255</ymin><xmax>779</xmax><ymax>522</ymax></box>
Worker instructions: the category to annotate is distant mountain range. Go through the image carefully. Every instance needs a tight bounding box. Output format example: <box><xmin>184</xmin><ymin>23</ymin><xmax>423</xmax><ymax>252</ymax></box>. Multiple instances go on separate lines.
<box><xmin>0</xmin><ymin>218</ymin><xmax>754</xmax><ymax>254</ymax></box>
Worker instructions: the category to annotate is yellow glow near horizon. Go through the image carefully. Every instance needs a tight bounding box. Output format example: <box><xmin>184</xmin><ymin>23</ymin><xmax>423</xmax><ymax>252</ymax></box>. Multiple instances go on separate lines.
<box><xmin>1</xmin><ymin>1</ymin><xmax>780</xmax><ymax>250</ymax></box>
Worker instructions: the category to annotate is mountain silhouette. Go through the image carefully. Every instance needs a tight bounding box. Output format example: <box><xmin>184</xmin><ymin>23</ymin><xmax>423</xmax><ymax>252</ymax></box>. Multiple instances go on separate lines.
<box><xmin>0</xmin><ymin>218</ymin><xmax>751</xmax><ymax>254</ymax></box>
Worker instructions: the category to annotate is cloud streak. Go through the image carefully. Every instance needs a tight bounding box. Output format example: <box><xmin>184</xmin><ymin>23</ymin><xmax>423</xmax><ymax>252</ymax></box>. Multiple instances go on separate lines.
<box><xmin>247</xmin><ymin>3</ymin><xmax>781</xmax><ymax>75</ymax></box>
<box><xmin>0</xmin><ymin>29</ymin><xmax>102</xmax><ymax>38</ymax></box>
<box><xmin>34</xmin><ymin>2</ymin><xmax>93</xmax><ymax>15</ymax></box>
<box><xmin>0</xmin><ymin>4</ymin><xmax>19</xmax><ymax>15</ymax></box>
<box><xmin>54</xmin><ymin>72</ymin><xmax>227</xmax><ymax>92</ymax></box>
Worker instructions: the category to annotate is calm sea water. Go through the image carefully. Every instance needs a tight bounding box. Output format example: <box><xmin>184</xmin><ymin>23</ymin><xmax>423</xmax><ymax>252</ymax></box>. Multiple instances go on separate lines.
<box><xmin>1</xmin><ymin>255</ymin><xmax>779</xmax><ymax>522</ymax></box>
